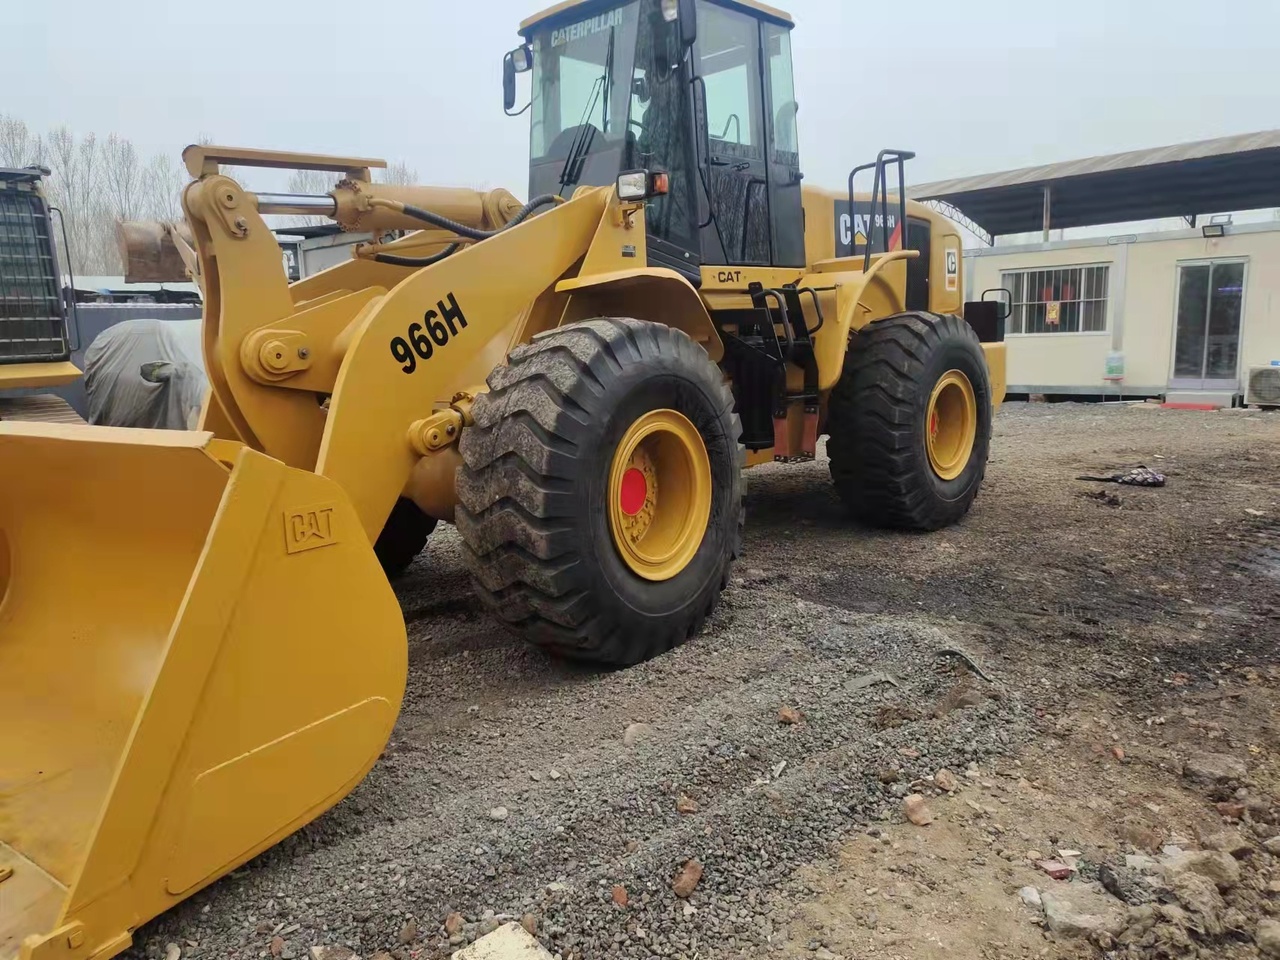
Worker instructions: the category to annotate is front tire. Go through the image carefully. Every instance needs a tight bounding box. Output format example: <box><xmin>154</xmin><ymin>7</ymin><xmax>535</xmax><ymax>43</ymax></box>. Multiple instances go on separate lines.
<box><xmin>456</xmin><ymin>318</ymin><xmax>744</xmax><ymax>666</ymax></box>
<box><xmin>827</xmin><ymin>311</ymin><xmax>992</xmax><ymax>530</ymax></box>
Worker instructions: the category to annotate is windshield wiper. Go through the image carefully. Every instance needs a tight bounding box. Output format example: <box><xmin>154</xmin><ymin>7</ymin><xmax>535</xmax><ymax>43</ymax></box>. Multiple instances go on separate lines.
<box><xmin>602</xmin><ymin>28</ymin><xmax>615</xmax><ymax>133</ymax></box>
<box><xmin>558</xmin><ymin>73</ymin><xmax>605</xmax><ymax>191</ymax></box>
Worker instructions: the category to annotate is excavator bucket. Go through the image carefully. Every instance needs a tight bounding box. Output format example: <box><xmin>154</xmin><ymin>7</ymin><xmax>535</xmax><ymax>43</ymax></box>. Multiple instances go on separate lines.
<box><xmin>116</xmin><ymin>220</ymin><xmax>198</xmax><ymax>284</ymax></box>
<box><xmin>0</xmin><ymin>423</ymin><xmax>406</xmax><ymax>960</ymax></box>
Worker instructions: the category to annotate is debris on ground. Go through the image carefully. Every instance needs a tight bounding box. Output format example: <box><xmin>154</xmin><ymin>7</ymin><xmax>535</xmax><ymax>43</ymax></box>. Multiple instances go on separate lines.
<box><xmin>1076</xmin><ymin>465</ymin><xmax>1166</xmax><ymax>486</ymax></box>
<box><xmin>777</xmin><ymin>705</ymin><xmax>803</xmax><ymax>725</ymax></box>
<box><xmin>1257</xmin><ymin>918</ymin><xmax>1280</xmax><ymax>957</ymax></box>
<box><xmin>1037</xmin><ymin>859</ymin><xmax>1075</xmax><ymax>880</ymax></box>
<box><xmin>1161</xmin><ymin>849</ymin><xmax>1241</xmax><ymax>891</ymax></box>
<box><xmin>451</xmin><ymin>922</ymin><xmax>553</xmax><ymax>960</ymax></box>
<box><xmin>1182</xmin><ymin>751</ymin><xmax>1249</xmax><ymax>785</ymax></box>
<box><xmin>1040</xmin><ymin>882</ymin><xmax>1128</xmax><ymax>940</ymax></box>
<box><xmin>672</xmin><ymin>859</ymin><xmax>703</xmax><ymax>898</ymax></box>
<box><xmin>903</xmin><ymin>794</ymin><xmax>933</xmax><ymax>825</ymax></box>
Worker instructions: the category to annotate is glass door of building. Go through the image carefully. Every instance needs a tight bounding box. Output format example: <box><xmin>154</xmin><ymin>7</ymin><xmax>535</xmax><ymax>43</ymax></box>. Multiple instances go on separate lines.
<box><xmin>1169</xmin><ymin>260</ymin><xmax>1246</xmax><ymax>391</ymax></box>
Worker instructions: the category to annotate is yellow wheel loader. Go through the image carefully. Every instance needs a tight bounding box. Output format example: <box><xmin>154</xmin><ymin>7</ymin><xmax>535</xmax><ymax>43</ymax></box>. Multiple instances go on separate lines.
<box><xmin>0</xmin><ymin>2</ymin><xmax>1007</xmax><ymax>958</ymax></box>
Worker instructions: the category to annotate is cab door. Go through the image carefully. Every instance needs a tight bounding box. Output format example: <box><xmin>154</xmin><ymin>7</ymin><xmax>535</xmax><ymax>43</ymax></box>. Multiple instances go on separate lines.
<box><xmin>694</xmin><ymin>0</ymin><xmax>771</xmax><ymax>266</ymax></box>
<box><xmin>627</xmin><ymin>0</ymin><xmax>701</xmax><ymax>279</ymax></box>
<box><xmin>762</xmin><ymin>20</ymin><xmax>804</xmax><ymax>267</ymax></box>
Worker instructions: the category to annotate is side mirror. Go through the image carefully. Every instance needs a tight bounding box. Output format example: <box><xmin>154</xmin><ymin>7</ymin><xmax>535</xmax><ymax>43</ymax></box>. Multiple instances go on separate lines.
<box><xmin>503</xmin><ymin>44</ymin><xmax>533</xmax><ymax>113</ymax></box>
<box><xmin>678</xmin><ymin>0</ymin><xmax>696</xmax><ymax>47</ymax></box>
<box><xmin>503</xmin><ymin>51</ymin><xmax>516</xmax><ymax>112</ymax></box>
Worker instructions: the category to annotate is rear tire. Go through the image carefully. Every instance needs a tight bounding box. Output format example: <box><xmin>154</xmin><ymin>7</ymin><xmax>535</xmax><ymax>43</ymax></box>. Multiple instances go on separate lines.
<box><xmin>373</xmin><ymin>497</ymin><xmax>436</xmax><ymax>578</ymax></box>
<box><xmin>456</xmin><ymin>318</ymin><xmax>744</xmax><ymax>666</ymax></box>
<box><xmin>827</xmin><ymin>311</ymin><xmax>992</xmax><ymax>530</ymax></box>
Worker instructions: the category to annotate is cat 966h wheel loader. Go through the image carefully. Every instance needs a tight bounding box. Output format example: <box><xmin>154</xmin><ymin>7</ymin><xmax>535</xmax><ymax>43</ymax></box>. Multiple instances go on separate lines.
<box><xmin>0</xmin><ymin>2</ymin><xmax>1006</xmax><ymax>958</ymax></box>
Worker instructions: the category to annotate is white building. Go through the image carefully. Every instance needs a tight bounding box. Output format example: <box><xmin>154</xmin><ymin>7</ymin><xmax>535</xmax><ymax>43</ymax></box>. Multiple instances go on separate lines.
<box><xmin>913</xmin><ymin>131</ymin><xmax>1280</xmax><ymax>407</ymax></box>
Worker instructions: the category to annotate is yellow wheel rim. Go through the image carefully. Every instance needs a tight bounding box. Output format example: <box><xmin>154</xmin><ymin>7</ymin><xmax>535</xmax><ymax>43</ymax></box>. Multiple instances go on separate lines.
<box><xmin>926</xmin><ymin>369</ymin><xmax>978</xmax><ymax>481</ymax></box>
<box><xmin>608</xmin><ymin>409</ymin><xmax>712</xmax><ymax>582</ymax></box>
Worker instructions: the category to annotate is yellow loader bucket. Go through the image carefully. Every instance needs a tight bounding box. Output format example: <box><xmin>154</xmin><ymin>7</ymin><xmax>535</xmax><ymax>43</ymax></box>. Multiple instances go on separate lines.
<box><xmin>116</xmin><ymin>220</ymin><xmax>196</xmax><ymax>284</ymax></box>
<box><xmin>0</xmin><ymin>423</ymin><xmax>406</xmax><ymax>960</ymax></box>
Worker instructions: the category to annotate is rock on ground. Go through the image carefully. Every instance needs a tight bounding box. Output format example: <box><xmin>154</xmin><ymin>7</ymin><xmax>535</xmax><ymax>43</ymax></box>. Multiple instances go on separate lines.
<box><xmin>451</xmin><ymin>922</ymin><xmax>552</xmax><ymax>960</ymax></box>
<box><xmin>1203</xmin><ymin>829</ymin><xmax>1253</xmax><ymax>860</ymax></box>
<box><xmin>1259</xmin><ymin>919</ymin><xmax>1280</xmax><ymax>958</ymax></box>
<box><xmin>1161</xmin><ymin>849</ymin><xmax>1241</xmax><ymax>891</ymax></box>
<box><xmin>778</xmin><ymin>705</ymin><xmax>803</xmax><ymax>725</ymax></box>
<box><xmin>672</xmin><ymin>859</ymin><xmax>704</xmax><ymax>898</ymax></box>
<box><xmin>1182</xmin><ymin>751</ymin><xmax>1248</xmax><ymax>784</ymax></box>
<box><xmin>903</xmin><ymin>794</ymin><xmax>933</xmax><ymax>825</ymax></box>
<box><xmin>1040</xmin><ymin>882</ymin><xmax>1128</xmax><ymax>940</ymax></box>
<box><xmin>1168</xmin><ymin>872</ymin><xmax>1226</xmax><ymax>938</ymax></box>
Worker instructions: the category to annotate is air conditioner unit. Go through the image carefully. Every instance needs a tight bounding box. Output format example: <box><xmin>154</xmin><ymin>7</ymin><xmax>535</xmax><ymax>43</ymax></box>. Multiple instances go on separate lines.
<box><xmin>1245</xmin><ymin>365</ymin><xmax>1280</xmax><ymax>407</ymax></box>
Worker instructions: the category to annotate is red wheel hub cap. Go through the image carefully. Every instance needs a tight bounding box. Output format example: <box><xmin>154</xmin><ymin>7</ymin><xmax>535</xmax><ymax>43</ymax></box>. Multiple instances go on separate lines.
<box><xmin>619</xmin><ymin>467</ymin><xmax>647</xmax><ymax>516</ymax></box>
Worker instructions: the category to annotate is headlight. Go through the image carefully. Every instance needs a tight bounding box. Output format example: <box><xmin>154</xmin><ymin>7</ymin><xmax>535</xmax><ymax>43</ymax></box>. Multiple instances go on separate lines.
<box><xmin>616</xmin><ymin>170</ymin><xmax>670</xmax><ymax>202</ymax></box>
<box><xmin>617</xmin><ymin>171</ymin><xmax>649</xmax><ymax>201</ymax></box>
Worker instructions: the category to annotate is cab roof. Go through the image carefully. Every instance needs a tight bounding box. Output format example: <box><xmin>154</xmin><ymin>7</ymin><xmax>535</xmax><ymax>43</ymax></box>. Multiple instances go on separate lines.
<box><xmin>520</xmin><ymin>0</ymin><xmax>793</xmax><ymax>36</ymax></box>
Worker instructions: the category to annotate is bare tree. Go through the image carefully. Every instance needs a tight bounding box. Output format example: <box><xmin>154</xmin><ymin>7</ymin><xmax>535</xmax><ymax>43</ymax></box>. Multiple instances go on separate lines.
<box><xmin>0</xmin><ymin>115</ymin><xmax>45</xmax><ymax>167</ymax></box>
<box><xmin>4</xmin><ymin>115</ymin><xmax>203</xmax><ymax>274</ymax></box>
<box><xmin>282</xmin><ymin>168</ymin><xmax>336</xmax><ymax>227</ymax></box>
<box><xmin>376</xmin><ymin>160</ymin><xmax>419</xmax><ymax>186</ymax></box>
<box><xmin>2</xmin><ymin>115</ymin><xmax>429</xmax><ymax>274</ymax></box>
<box><xmin>142</xmin><ymin>152</ymin><xmax>185</xmax><ymax>220</ymax></box>
<box><xmin>101</xmin><ymin>133</ymin><xmax>144</xmax><ymax>221</ymax></box>
<box><xmin>44</xmin><ymin>126</ymin><xmax>116</xmax><ymax>274</ymax></box>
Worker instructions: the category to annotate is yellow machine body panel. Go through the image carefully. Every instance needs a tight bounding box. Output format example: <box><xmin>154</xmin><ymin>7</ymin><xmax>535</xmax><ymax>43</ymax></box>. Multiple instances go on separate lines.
<box><xmin>0</xmin><ymin>362</ymin><xmax>81</xmax><ymax>391</ymax></box>
<box><xmin>0</xmin><ymin>423</ymin><xmax>405</xmax><ymax>960</ymax></box>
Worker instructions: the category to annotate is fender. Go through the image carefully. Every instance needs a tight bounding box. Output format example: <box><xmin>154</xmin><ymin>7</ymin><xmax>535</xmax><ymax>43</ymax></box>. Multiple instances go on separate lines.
<box><xmin>806</xmin><ymin>252</ymin><xmax>913</xmax><ymax>393</ymax></box>
<box><xmin>556</xmin><ymin>268</ymin><xmax>724</xmax><ymax>363</ymax></box>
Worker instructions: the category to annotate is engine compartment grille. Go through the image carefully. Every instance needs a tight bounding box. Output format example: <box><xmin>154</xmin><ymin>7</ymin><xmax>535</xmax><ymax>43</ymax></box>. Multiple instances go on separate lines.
<box><xmin>0</xmin><ymin>177</ymin><xmax>70</xmax><ymax>364</ymax></box>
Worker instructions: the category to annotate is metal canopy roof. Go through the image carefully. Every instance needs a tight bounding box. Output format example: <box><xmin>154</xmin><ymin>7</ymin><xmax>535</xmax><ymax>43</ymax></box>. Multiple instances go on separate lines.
<box><xmin>909</xmin><ymin>130</ymin><xmax>1280</xmax><ymax>240</ymax></box>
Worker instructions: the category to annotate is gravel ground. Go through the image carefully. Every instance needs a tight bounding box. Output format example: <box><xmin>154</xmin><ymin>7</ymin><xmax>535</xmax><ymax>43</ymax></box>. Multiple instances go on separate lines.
<box><xmin>126</xmin><ymin>401</ymin><xmax>1280</xmax><ymax>960</ymax></box>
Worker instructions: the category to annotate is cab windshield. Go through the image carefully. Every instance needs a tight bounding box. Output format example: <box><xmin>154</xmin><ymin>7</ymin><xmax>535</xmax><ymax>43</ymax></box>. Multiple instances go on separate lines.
<box><xmin>527</xmin><ymin>2</ymin><xmax>640</xmax><ymax>194</ymax></box>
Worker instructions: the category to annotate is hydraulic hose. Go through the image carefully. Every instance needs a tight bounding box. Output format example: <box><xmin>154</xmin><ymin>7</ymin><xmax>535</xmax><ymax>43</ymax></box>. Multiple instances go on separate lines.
<box><xmin>370</xmin><ymin>194</ymin><xmax>563</xmax><ymax>241</ymax></box>
<box><xmin>373</xmin><ymin>243</ymin><xmax>461</xmax><ymax>268</ymax></box>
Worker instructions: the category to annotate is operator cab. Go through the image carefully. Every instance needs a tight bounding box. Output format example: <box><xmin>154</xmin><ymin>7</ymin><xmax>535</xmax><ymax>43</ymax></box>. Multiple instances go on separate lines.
<box><xmin>507</xmin><ymin>0</ymin><xmax>805</xmax><ymax>281</ymax></box>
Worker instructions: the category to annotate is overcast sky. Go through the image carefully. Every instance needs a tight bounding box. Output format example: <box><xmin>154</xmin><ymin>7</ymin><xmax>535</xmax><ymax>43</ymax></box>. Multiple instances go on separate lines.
<box><xmin>7</xmin><ymin>0</ymin><xmax>1279</xmax><ymax>195</ymax></box>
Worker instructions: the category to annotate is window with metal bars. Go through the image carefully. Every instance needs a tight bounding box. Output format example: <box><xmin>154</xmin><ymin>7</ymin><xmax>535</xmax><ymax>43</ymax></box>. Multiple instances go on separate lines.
<box><xmin>0</xmin><ymin>176</ymin><xmax>70</xmax><ymax>363</ymax></box>
<box><xmin>1000</xmin><ymin>264</ymin><xmax>1109</xmax><ymax>335</ymax></box>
